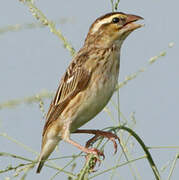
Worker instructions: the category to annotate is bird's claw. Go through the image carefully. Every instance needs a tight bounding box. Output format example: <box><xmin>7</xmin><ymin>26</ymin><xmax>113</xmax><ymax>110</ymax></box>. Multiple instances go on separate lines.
<box><xmin>86</xmin><ymin>147</ymin><xmax>105</xmax><ymax>160</ymax></box>
<box><xmin>85</xmin><ymin>148</ymin><xmax>105</xmax><ymax>171</ymax></box>
<box><xmin>85</xmin><ymin>130</ymin><xmax>120</xmax><ymax>154</ymax></box>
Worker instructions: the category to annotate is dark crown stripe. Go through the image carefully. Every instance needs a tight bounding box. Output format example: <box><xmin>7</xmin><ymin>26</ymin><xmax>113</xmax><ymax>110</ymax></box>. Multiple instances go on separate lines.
<box><xmin>96</xmin><ymin>12</ymin><xmax>125</xmax><ymax>22</ymax></box>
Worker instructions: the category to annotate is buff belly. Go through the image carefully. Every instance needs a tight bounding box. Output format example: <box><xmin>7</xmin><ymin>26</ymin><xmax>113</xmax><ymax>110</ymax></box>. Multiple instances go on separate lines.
<box><xmin>69</xmin><ymin>73</ymin><xmax>118</xmax><ymax>133</ymax></box>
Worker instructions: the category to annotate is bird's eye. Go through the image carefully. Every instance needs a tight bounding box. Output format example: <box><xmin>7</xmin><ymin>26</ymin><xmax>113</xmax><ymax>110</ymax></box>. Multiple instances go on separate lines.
<box><xmin>112</xmin><ymin>17</ymin><xmax>120</xmax><ymax>23</ymax></box>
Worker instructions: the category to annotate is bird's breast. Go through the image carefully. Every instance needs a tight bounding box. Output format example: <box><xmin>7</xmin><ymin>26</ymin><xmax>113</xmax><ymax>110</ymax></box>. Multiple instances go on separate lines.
<box><xmin>70</xmin><ymin>52</ymin><xmax>120</xmax><ymax>132</ymax></box>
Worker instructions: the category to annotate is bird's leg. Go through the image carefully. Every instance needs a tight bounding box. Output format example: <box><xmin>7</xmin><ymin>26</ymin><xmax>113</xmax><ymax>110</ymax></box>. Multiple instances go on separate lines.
<box><xmin>61</xmin><ymin>122</ymin><xmax>104</xmax><ymax>159</ymax></box>
<box><xmin>73</xmin><ymin>129</ymin><xmax>120</xmax><ymax>154</ymax></box>
<box><xmin>64</xmin><ymin>138</ymin><xmax>104</xmax><ymax>158</ymax></box>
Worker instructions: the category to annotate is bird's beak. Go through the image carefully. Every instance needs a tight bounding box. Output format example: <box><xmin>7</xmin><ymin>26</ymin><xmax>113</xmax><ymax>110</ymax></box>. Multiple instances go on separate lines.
<box><xmin>123</xmin><ymin>14</ymin><xmax>144</xmax><ymax>31</ymax></box>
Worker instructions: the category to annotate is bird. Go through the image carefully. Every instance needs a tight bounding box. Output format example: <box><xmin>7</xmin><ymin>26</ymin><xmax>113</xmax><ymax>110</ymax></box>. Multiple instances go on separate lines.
<box><xmin>36</xmin><ymin>12</ymin><xmax>143</xmax><ymax>173</ymax></box>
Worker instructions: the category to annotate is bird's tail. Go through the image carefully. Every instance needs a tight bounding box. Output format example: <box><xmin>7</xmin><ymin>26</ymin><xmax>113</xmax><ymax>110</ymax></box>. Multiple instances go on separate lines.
<box><xmin>36</xmin><ymin>137</ymin><xmax>60</xmax><ymax>173</ymax></box>
<box><xmin>36</xmin><ymin>158</ymin><xmax>45</xmax><ymax>174</ymax></box>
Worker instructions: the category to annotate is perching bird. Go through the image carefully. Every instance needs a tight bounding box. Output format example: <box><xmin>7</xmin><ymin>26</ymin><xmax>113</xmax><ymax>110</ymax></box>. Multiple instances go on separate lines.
<box><xmin>36</xmin><ymin>12</ymin><xmax>143</xmax><ymax>173</ymax></box>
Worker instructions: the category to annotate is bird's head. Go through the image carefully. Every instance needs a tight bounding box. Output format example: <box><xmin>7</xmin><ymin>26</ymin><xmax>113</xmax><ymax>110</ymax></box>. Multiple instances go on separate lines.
<box><xmin>85</xmin><ymin>12</ymin><xmax>143</xmax><ymax>48</ymax></box>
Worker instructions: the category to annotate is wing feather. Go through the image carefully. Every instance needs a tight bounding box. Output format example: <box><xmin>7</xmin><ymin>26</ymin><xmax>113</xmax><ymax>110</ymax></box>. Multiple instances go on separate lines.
<box><xmin>42</xmin><ymin>67</ymin><xmax>91</xmax><ymax>136</ymax></box>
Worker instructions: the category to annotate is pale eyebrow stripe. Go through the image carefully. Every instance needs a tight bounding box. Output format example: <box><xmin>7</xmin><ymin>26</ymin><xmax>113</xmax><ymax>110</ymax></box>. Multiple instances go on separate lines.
<box><xmin>91</xmin><ymin>14</ymin><xmax>120</xmax><ymax>34</ymax></box>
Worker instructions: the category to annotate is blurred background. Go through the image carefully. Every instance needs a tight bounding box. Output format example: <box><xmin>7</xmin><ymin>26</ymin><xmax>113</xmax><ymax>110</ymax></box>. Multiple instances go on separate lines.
<box><xmin>0</xmin><ymin>0</ymin><xmax>179</xmax><ymax>179</ymax></box>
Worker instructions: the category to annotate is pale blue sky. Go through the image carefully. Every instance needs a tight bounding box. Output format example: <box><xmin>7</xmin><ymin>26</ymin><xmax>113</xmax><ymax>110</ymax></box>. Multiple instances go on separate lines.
<box><xmin>1</xmin><ymin>0</ymin><xmax>179</xmax><ymax>179</ymax></box>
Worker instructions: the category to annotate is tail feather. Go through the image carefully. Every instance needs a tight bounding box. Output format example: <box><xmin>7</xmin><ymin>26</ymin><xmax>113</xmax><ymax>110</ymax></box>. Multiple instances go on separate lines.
<box><xmin>36</xmin><ymin>138</ymin><xmax>60</xmax><ymax>173</ymax></box>
<box><xmin>36</xmin><ymin>159</ymin><xmax>45</xmax><ymax>173</ymax></box>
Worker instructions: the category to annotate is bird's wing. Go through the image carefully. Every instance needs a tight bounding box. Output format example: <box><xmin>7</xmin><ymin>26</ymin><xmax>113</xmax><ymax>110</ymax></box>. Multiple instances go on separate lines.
<box><xmin>42</xmin><ymin>66</ymin><xmax>91</xmax><ymax>136</ymax></box>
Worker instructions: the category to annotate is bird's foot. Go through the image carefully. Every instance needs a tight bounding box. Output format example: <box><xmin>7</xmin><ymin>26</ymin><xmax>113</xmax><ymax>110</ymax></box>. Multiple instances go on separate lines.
<box><xmin>85</xmin><ymin>147</ymin><xmax>105</xmax><ymax>160</ymax></box>
<box><xmin>75</xmin><ymin>129</ymin><xmax>120</xmax><ymax>154</ymax></box>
